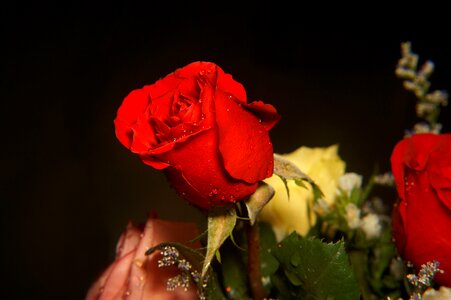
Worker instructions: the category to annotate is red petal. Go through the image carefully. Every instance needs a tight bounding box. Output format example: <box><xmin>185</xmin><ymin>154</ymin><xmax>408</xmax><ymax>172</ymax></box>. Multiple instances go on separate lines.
<box><xmin>243</xmin><ymin>100</ymin><xmax>281</xmax><ymax>130</ymax></box>
<box><xmin>215</xmin><ymin>91</ymin><xmax>274</xmax><ymax>184</ymax></box>
<box><xmin>391</xmin><ymin>201</ymin><xmax>407</xmax><ymax>255</ymax></box>
<box><xmin>140</xmin><ymin>155</ymin><xmax>170</xmax><ymax>170</ymax></box>
<box><xmin>391</xmin><ymin>138</ymin><xmax>409</xmax><ymax>200</ymax></box>
<box><xmin>429</xmin><ymin>134</ymin><xmax>451</xmax><ymax>210</ymax></box>
<box><xmin>401</xmin><ymin>170</ymin><xmax>451</xmax><ymax>287</ymax></box>
<box><xmin>404</xmin><ymin>133</ymin><xmax>440</xmax><ymax>171</ymax></box>
<box><xmin>114</xmin><ymin>89</ymin><xmax>151</xmax><ymax>149</ymax></box>
<box><xmin>217</xmin><ymin>68</ymin><xmax>247</xmax><ymax>104</ymax></box>
<box><xmin>162</xmin><ymin>129</ymin><xmax>258</xmax><ymax>209</ymax></box>
<box><xmin>174</xmin><ymin>61</ymin><xmax>215</xmax><ymax>79</ymax></box>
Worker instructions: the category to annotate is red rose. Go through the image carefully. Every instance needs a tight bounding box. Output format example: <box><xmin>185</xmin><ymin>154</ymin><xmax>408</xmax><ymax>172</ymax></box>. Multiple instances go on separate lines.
<box><xmin>86</xmin><ymin>216</ymin><xmax>201</xmax><ymax>300</ymax></box>
<box><xmin>391</xmin><ymin>133</ymin><xmax>451</xmax><ymax>287</ymax></box>
<box><xmin>114</xmin><ymin>61</ymin><xmax>280</xmax><ymax>209</ymax></box>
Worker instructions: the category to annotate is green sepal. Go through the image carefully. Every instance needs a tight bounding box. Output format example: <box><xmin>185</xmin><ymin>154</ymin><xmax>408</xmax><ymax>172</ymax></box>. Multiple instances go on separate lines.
<box><xmin>203</xmin><ymin>205</ymin><xmax>237</xmax><ymax>278</ymax></box>
<box><xmin>273</xmin><ymin>153</ymin><xmax>324</xmax><ymax>199</ymax></box>
<box><xmin>245</xmin><ymin>182</ymin><xmax>275</xmax><ymax>225</ymax></box>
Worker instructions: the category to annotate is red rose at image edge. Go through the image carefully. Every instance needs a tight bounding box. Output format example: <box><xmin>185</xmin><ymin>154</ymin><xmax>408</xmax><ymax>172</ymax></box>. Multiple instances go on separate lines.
<box><xmin>390</xmin><ymin>133</ymin><xmax>451</xmax><ymax>287</ymax></box>
<box><xmin>86</xmin><ymin>216</ymin><xmax>201</xmax><ymax>300</ymax></box>
<box><xmin>114</xmin><ymin>61</ymin><xmax>280</xmax><ymax>209</ymax></box>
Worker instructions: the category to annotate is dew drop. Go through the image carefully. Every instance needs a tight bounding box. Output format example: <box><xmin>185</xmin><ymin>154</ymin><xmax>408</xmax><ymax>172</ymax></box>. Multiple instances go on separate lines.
<box><xmin>290</xmin><ymin>252</ymin><xmax>301</xmax><ymax>267</ymax></box>
<box><xmin>199</xmin><ymin>70</ymin><xmax>206</xmax><ymax>75</ymax></box>
<box><xmin>212</xmin><ymin>188</ymin><xmax>219</xmax><ymax>195</ymax></box>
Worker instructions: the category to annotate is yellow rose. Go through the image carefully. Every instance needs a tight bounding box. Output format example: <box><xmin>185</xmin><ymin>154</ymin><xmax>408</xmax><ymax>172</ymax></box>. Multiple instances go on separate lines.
<box><xmin>258</xmin><ymin>145</ymin><xmax>345</xmax><ymax>241</ymax></box>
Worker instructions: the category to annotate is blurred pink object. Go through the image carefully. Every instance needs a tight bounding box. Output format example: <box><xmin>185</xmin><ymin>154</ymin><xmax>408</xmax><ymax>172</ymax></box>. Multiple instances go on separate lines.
<box><xmin>86</xmin><ymin>216</ymin><xmax>201</xmax><ymax>300</ymax></box>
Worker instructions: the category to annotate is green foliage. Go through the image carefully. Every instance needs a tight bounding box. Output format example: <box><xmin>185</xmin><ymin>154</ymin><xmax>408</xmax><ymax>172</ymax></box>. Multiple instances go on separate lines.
<box><xmin>203</xmin><ymin>205</ymin><xmax>237</xmax><ymax>278</ymax></box>
<box><xmin>270</xmin><ymin>233</ymin><xmax>360</xmax><ymax>300</ymax></box>
<box><xmin>245</xmin><ymin>182</ymin><xmax>275</xmax><ymax>225</ymax></box>
<box><xmin>273</xmin><ymin>153</ymin><xmax>324</xmax><ymax>200</ymax></box>
<box><xmin>218</xmin><ymin>240</ymin><xmax>250</xmax><ymax>299</ymax></box>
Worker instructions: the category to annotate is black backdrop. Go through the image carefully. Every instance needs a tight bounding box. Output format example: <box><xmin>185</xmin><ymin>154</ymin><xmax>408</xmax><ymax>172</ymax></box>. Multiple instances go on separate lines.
<box><xmin>2</xmin><ymin>2</ymin><xmax>451</xmax><ymax>299</ymax></box>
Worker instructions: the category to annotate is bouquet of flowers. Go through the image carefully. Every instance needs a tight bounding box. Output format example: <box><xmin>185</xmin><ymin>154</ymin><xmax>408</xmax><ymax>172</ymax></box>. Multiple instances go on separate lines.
<box><xmin>86</xmin><ymin>42</ymin><xmax>450</xmax><ymax>300</ymax></box>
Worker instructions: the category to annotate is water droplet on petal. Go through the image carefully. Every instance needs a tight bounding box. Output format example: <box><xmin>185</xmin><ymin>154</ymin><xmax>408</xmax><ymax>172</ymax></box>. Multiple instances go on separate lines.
<box><xmin>212</xmin><ymin>188</ymin><xmax>218</xmax><ymax>195</ymax></box>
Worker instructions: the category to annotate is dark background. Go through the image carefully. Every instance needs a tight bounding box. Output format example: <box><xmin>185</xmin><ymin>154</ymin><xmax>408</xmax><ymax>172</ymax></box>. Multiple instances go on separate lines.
<box><xmin>2</xmin><ymin>2</ymin><xmax>451</xmax><ymax>299</ymax></box>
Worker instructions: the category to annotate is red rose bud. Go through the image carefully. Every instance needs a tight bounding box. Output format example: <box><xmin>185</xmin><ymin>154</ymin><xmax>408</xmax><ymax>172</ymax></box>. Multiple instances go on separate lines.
<box><xmin>115</xmin><ymin>62</ymin><xmax>280</xmax><ymax>209</ymax></box>
<box><xmin>391</xmin><ymin>133</ymin><xmax>451</xmax><ymax>287</ymax></box>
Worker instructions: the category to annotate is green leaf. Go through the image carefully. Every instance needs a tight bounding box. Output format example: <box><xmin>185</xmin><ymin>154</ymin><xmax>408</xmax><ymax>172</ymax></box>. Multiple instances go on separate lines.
<box><xmin>203</xmin><ymin>205</ymin><xmax>237</xmax><ymax>278</ymax></box>
<box><xmin>203</xmin><ymin>265</ymin><xmax>229</xmax><ymax>300</ymax></box>
<box><xmin>219</xmin><ymin>240</ymin><xmax>250</xmax><ymax>299</ymax></box>
<box><xmin>245</xmin><ymin>182</ymin><xmax>275</xmax><ymax>225</ymax></box>
<box><xmin>273</xmin><ymin>153</ymin><xmax>312</xmax><ymax>182</ymax></box>
<box><xmin>273</xmin><ymin>153</ymin><xmax>324</xmax><ymax>199</ymax></box>
<box><xmin>259</xmin><ymin>222</ymin><xmax>279</xmax><ymax>277</ymax></box>
<box><xmin>271</xmin><ymin>233</ymin><xmax>360</xmax><ymax>300</ymax></box>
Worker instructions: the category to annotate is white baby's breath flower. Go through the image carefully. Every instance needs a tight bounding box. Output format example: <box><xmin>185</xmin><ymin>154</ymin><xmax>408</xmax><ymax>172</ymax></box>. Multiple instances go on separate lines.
<box><xmin>345</xmin><ymin>203</ymin><xmax>361</xmax><ymax>229</ymax></box>
<box><xmin>337</xmin><ymin>172</ymin><xmax>363</xmax><ymax>196</ymax></box>
<box><xmin>360</xmin><ymin>213</ymin><xmax>382</xmax><ymax>239</ymax></box>
<box><xmin>373</xmin><ymin>173</ymin><xmax>394</xmax><ymax>186</ymax></box>
<box><xmin>422</xmin><ymin>286</ymin><xmax>451</xmax><ymax>300</ymax></box>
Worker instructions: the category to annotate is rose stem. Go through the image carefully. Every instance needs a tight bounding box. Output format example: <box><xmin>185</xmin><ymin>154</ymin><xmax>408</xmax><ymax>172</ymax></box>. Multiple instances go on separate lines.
<box><xmin>246</xmin><ymin>221</ymin><xmax>265</xmax><ymax>300</ymax></box>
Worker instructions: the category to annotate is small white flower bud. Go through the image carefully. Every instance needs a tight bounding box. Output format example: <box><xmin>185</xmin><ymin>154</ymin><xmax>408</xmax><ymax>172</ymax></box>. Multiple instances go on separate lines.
<box><xmin>360</xmin><ymin>213</ymin><xmax>381</xmax><ymax>239</ymax></box>
<box><xmin>337</xmin><ymin>173</ymin><xmax>362</xmax><ymax>196</ymax></box>
<box><xmin>345</xmin><ymin>203</ymin><xmax>361</xmax><ymax>229</ymax></box>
